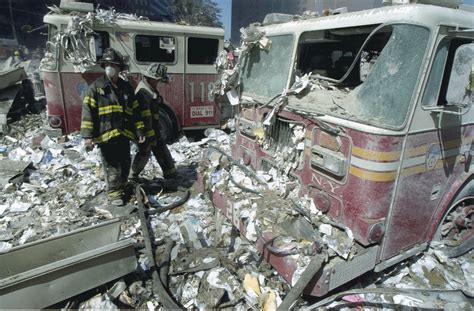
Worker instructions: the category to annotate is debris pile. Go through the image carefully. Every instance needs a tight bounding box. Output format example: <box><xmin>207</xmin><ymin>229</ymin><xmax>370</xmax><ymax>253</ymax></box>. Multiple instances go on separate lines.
<box><xmin>0</xmin><ymin>48</ymin><xmax>45</xmax><ymax>134</ymax></box>
<box><xmin>41</xmin><ymin>6</ymin><xmax>147</xmax><ymax>73</ymax></box>
<box><xmin>0</xmin><ymin>112</ymin><xmax>473</xmax><ymax>309</ymax></box>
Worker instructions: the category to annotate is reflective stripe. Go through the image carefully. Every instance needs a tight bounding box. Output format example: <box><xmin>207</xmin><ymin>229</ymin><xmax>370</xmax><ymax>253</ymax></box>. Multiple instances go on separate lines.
<box><xmin>81</xmin><ymin>121</ymin><xmax>94</xmax><ymax>129</ymax></box>
<box><xmin>123</xmin><ymin>129</ymin><xmax>135</xmax><ymax>139</ymax></box>
<box><xmin>81</xmin><ymin>120</ymin><xmax>94</xmax><ymax>129</ymax></box>
<box><xmin>83</xmin><ymin>96</ymin><xmax>97</xmax><ymax>108</ymax></box>
<box><xmin>141</xmin><ymin>109</ymin><xmax>152</xmax><ymax>117</ymax></box>
<box><xmin>132</xmin><ymin>100</ymin><xmax>139</xmax><ymax>109</ymax></box>
<box><xmin>135</xmin><ymin>121</ymin><xmax>145</xmax><ymax>129</ymax></box>
<box><xmin>145</xmin><ymin>129</ymin><xmax>155</xmax><ymax>137</ymax></box>
<box><xmin>124</xmin><ymin>108</ymin><xmax>133</xmax><ymax>115</ymax></box>
<box><xmin>98</xmin><ymin>104</ymin><xmax>123</xmax><ymax>115</ymax></box>
<box><xmin>95</xmin><ymin>129</ymin><xmax>121</xmax><ymax>143</ymax></box>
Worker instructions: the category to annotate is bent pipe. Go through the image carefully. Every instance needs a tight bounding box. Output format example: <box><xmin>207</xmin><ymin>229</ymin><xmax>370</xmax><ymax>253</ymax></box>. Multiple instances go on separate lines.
<box><xmin>277</xmin><ymin>255</ymin><xmax>325</xmax><ymax>311</ymax></box>
<box><xmin>135</xmin><ymin>185</ymin><xmax>183</xmax><ymax>310</ymax></box>
<box><xmin>229</xmin><ymin>174</ymin><xmax>262</xmax><ymax>195</ymax></box>
<box><xmin>260</xmin><ymin>234</ymin><xmax>299</xmax><ymax>256</ymax></box>
<box><xmin>147</xmin><ymin>190</ymin><xmax>191</xmax><ymax>215</ymax></box>
<box><xmin>304</xmin><ymin>287</ymin><xmax>474</xmax><ymax>310</ymax></box>
<box><xmin>158</xmin><ymin>240</ymin><xmax>175</xmax><ymax>288</ymax></box>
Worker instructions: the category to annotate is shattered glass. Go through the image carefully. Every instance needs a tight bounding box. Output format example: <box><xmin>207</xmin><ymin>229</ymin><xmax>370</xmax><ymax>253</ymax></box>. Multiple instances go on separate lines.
<box><xmin>240</xmin><ymin>35</ymin><xmax>294</xmax><ymax>101</ymax></box>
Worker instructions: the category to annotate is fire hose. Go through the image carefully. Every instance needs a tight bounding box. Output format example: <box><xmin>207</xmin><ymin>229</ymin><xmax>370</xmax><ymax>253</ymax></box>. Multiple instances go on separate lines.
<box><xmin>135</xmin><ymin>185</ymin><xmax>183</xmax><ymax>310</ymax></box>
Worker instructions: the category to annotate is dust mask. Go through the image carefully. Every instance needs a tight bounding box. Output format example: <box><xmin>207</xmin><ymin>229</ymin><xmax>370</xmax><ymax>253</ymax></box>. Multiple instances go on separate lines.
<box><xmin>105</xmin><ymin>66</ymin><xmax>116</xmax><ymax>79</ymax></box>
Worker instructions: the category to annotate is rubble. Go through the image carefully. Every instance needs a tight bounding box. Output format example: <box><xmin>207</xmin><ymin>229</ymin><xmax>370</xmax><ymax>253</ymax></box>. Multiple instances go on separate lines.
<box><xmin>41</xmin><ymin>6</ymin><xmax>148</xmax><ymax>73</ymax></box>
<box><xmin>212</xmin><ymin>24</ymin><xmax>272</xmax><ymax>106</ymax></box>
<box><xmin>0</xmin><ymin>112</ymin><xmax>472</xmax><ymax>309</ymax></box>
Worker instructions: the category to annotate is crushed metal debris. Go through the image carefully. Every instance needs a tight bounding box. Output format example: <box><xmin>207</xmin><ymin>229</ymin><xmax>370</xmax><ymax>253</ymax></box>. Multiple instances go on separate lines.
<box><xmin>0</xmin><ymin>112</ymin><xmax>472</xmax><ymax>309</ymax></box>
<box><xmin>41</xmin><ymin>6</ymin><xmax>148</xmax><ymax>73</ymax></box>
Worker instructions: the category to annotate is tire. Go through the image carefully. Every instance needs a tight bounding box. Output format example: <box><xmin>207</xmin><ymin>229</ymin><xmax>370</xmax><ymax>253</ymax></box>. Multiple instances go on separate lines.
<box><xmin>157</xmin><ymin>103</ymin><xmax>181</xmax><ymax>145</ymax></box>
<box><xmin>432</xmin><ymin>197</ymin><xmax>474</xmax><ymax>257</ymax></box>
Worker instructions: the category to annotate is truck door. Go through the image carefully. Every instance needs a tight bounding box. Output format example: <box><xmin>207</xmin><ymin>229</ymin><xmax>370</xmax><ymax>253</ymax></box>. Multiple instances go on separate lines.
<box><xmin>381</xmin><ymin>28</ymin><xmax>474</xmax><ymax>259</ymax></box>
<box><xmin>183</xmin><ymin>36</ymin><xmax>221</xmax><ymax>128</ymax></box>
<box><xmin>133</xmin><ymin>34</ymin><xmax>185</xmax><ymax>125</ymax></box>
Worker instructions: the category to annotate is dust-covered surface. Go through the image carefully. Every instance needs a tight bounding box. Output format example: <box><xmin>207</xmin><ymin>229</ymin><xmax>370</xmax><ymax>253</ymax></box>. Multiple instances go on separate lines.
<box><xmin>0</xmin><ymin>112</ymin><xmax>473</xmax><ymax>310</ymax></box>
<box><xmin>41</xmin><ymin>6</ymin><xmax>148</xmax><ymax>73</ymax></box>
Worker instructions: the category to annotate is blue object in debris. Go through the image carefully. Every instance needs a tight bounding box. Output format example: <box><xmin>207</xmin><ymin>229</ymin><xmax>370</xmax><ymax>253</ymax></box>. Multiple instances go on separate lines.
<box><xmin>43</xmin><ymin>149</ymin><xmax>54</xmax><ymax>163</ymax></box>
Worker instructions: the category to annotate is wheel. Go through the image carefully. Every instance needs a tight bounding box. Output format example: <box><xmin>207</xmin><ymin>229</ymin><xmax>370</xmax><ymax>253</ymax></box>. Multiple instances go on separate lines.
<box><xmin>433</xmin><ymin>198</ymin><xmax>474</xmax><ymax>257</ymax></box>
<box><xmin>157</xmin><ymin>103</ymin><xmax>181</xmax><ymax>145</ymax></box>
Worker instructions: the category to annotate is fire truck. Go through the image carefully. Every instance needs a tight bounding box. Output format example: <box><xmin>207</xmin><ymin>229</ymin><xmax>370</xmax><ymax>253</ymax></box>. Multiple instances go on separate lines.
<box><xmin>200</xmin><ymin>0</ymin><xmax>474</xmax><ymax>304</ymax></box>
<box><xmin>41</xmin><ymin>5</ymin><xmax>224</xmax><ymax>135</ymax></box>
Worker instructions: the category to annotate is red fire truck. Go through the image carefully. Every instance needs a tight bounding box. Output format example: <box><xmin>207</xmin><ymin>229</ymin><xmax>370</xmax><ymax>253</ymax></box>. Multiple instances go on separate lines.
<box><xmin>200</xmin><ymin>1</ymin><xmax>474</xmax><ymax>304</ymax></box>
<box><xmin>41</xmin><ymin>8</ymin><xmax>224</xmax><ymax>135</ymax></box>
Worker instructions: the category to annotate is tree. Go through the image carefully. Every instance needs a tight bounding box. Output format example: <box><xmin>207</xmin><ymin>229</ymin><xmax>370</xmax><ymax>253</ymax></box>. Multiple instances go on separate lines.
<box><xmin>170</xmin><ymin>0</ymin><xmax>222</xmax><ymax>27</ymax></box>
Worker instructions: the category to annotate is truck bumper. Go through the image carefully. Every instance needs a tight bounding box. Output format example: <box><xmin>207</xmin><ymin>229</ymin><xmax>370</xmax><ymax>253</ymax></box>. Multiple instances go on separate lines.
<box><xmin>197</xmin><ymin>147</ymin><xmax>380</xmax><ymax>297</ymax></box>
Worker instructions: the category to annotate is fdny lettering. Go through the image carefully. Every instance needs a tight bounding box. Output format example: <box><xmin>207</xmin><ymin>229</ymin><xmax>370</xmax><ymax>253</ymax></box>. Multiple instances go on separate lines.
<box><xmin>241</xmin><ymin>139</ymin><xmax>255</xmax><ymax>150</ymax></box>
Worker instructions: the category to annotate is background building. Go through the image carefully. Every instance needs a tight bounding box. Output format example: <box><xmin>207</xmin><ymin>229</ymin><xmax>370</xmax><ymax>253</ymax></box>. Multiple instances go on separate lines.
<box><xmin>231</xmin><ymin>0</ymin><xmax>383</xmax><ymax>43</ymax></box>
<box><xmin>0</xmin><ymin>0</ymin><xmax>57</xmax><ymax>52</ymax></box>
<box><xmin>0</xmin><ymin>0</ymin><xmax>173</xmax><ymax>57</ymax></box>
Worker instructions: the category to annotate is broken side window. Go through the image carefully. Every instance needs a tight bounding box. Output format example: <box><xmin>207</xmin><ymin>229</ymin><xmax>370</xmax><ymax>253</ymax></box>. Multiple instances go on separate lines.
<box><xmin>61</xmin><ymin>26</ymin><xmax>106</xmax><ymax>67</ymax></box>
<box><xmin>135</xmin><ymin>35</ymin><xmax>176</xmax><ymax>63</ymax></box>
<box><xmin>187</xmin><ymin>37</ymin><xmax>219</xmax><ymax>65</ymax></box>
<box><xmin>43</xmin><ymin>24</ymin><xmax>58</xmax><ymax>70</ymax></box>
<box><xmin>289</xmin><ymin>24</ymin><xmax>430</xmax><ymax>128</ymax></box>
<box><xmin>93</xmin><ymin>31</ymin><xmax>110</xmax><ymax>60</ymax></box>
<box><xmin>296</xmin><ymin>25</ymin><xmax>391</xmax><ymax>86</ymax></box>
<box><xmin>353</xmin><ymin>25</ymin><xmax>430</xmax><ymax>127</ymax></box>
<box><xmin>240</xmin><ymin>34</ymin><xmax>294</xmax><ymax>100</ymax></box>
<box><xmin>422</xmin><ymin>37</ymin><xmax>474</xmax><ymax>107</ymax></box>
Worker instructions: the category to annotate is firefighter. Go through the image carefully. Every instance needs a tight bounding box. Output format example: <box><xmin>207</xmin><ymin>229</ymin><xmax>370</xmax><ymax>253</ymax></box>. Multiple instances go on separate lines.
<box><xmin>80</xmin><ymin>48</ymin><xmax>145</xmax><ymax>205</ymax></box>
<box><xmin>131</xmin><ymin>63</ymin><xmax>176</xmax><ymax>179</ymax></box>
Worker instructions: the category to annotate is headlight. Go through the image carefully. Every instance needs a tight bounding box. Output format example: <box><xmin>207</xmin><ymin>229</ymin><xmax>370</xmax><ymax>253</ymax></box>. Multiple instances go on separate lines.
<box><xmin>311</xmin><ymin>145</ymin><xmax>347</xmax><ymax>177</ymax></box>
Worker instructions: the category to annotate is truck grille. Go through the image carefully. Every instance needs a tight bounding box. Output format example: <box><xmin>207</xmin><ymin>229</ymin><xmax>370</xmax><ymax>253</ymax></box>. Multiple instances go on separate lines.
<box><xmin>266</xmin><ymin>117</ymin><xmax>303</xmax><ymax>152</ymax></box>
<box><xmin>260</xmin><ymin>158</ymin><xmax>276</xmax><ymax>172</ymax></box>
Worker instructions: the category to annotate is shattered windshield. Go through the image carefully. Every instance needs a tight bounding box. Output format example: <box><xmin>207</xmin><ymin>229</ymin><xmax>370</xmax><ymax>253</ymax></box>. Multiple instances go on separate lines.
<box><xmin>288</xmin><ymin>24</ymin><xmax>430</xmax><ymax>128</ymax></box>
<box><xmin>240</xmin><ymin>35</ymin><xmax>294</xmax><ymax>101</ymax></box>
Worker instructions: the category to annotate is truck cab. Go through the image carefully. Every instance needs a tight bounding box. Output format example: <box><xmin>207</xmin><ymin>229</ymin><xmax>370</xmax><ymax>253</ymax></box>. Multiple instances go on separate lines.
<box><xmin>203</xmin><ymin>2</ymin><xmax>474</xmax><ymax>298</ymax></box>
<box><xmin>41</xmin><ymin>8</ymin><xmax>224</xmax><ymax>135</ymax></box>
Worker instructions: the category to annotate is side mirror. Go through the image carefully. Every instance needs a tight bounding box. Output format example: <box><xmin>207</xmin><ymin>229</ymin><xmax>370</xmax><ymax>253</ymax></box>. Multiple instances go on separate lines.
<box><xmin>21</xmin><ymin>25</ymin><xmax>33</xmax><ymax>33</ymax></box>
<box><xmin>446</xmin><ymin>43</ymin><xmax>474</xmax><ymax>107</ymax></box>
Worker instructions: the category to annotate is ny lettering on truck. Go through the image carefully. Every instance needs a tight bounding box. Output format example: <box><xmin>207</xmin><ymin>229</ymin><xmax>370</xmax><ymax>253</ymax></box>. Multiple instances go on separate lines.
<box><xmin>198</xmin><ymin>2</ymin><xmax>474</xmax><ymax>305</ymax></box>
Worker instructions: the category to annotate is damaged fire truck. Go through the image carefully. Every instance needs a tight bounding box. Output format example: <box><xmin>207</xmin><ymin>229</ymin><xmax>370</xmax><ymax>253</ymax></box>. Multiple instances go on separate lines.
<box><xmin>200</xmin><ymin>1</ymin><xmax>474</xmax><ymax>307</ymax></box>
<box><xmin>41</xmin><ymin>2</ymin><xmax>224</xmax><ymax>136</ymax></box>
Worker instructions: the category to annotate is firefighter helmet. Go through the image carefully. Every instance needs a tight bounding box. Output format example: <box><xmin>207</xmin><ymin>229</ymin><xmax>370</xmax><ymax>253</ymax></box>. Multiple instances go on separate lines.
<box><xmin>143</xmin><ymin>63</ymin><xmax>169</xmax><ymax>82</ymax></box>
<box><xmin>98</xmin><ymin>48</ymin><xmax>127</xmax><ymax>69</ymax></box>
